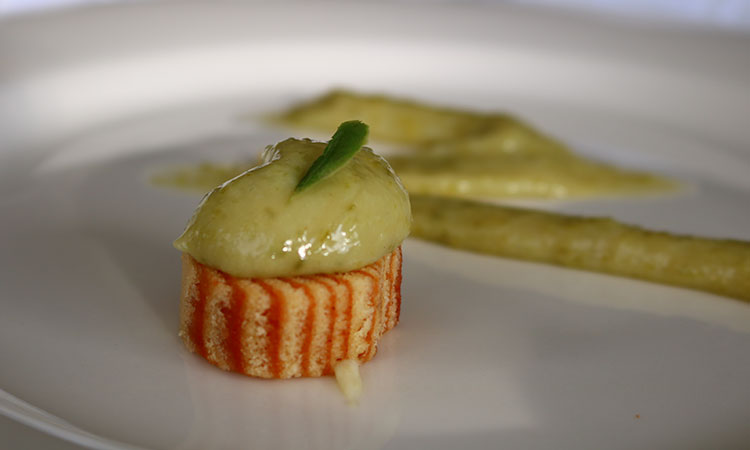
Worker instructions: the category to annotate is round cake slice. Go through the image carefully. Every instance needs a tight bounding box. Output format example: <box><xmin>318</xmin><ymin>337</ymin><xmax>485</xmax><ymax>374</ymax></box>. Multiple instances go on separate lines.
<box><xmin>174</xmin><ymin>123</ymin><xmax>411</xmax><ymax>380</ymax></box>
<box><xmin>179</xmin><ymin>246</ymin><xmax>402</xmax><ymax>378</ymax></box>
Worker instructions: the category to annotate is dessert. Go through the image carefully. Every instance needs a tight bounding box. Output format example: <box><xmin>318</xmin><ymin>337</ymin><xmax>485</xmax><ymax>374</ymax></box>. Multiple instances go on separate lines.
<box><xmin>156</xmin><ymin>93</ymin><xmax>748</xmax><ymax>304</ymax></box>
<box><xmin>174</xmin><ymin>123</ymin><xmax>411</xmax><ymax>380</ymax></box>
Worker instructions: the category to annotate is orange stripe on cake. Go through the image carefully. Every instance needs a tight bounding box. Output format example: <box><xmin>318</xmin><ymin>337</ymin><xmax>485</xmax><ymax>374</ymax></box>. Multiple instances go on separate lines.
<box><xmin>284</xmin><ymin>278</ymin><xmax>316</xmax><ymax>377</ymax></box>
<box><xmin>189</xmin><ymin>264</ymin><xmax>211</xmax><ymax>359</ymax></box>
<box><xmin>354</xmin><ymin>267</ymin><xmax>379</xmax><ymax>360</ymax></box>
<box><xmin>255</xmin><ymin>280</ymin><xmax>284</xmax><ymax>378</ymax></box>
<box><xmin>316</xmin><ymin>276</ymin><xmax>339</xmax><ymax>375</ymax></box>
<box><xmin>220</xmin><ymin>273</ymin><xmax>247</xmax><ymax>373</ymax></box>
<box><xmin>340</xmin><ymin>278</ymin><xmax>354</xmax><ymax>358</ymax></box>
<box><xmin>393</xmin><ymin>247</ymin><xmax>403</xmax><ymax>329</ymax></box>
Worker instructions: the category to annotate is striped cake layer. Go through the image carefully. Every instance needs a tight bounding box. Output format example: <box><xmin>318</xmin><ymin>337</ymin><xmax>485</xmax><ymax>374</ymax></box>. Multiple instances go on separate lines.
<box><xmin>179</xmin><ymin>247</ymin><xmax>402</xmax><ymax>378</ymax></box>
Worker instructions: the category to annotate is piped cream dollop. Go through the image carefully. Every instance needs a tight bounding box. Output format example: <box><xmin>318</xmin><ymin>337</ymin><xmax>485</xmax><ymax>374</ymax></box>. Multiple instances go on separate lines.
<box><xmin>174</xmin><ymin>138</ymin><xmax>411</xmax><ymax>278</ymax></box>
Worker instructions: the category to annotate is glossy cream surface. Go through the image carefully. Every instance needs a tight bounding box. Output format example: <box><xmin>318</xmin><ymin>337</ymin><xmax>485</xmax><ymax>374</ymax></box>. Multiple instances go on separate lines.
<box><xmin>174</xmin><ymin>138</ymin><xmax>411</xmax><ymax>278</ymax></box>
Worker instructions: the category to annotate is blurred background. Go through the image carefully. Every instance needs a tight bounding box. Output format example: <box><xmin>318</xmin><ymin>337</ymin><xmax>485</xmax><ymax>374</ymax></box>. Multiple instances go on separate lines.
<box><xmin>2</xmin><ymin>0</ymin><xmax>750</xmax><ymax>31</ymax></box>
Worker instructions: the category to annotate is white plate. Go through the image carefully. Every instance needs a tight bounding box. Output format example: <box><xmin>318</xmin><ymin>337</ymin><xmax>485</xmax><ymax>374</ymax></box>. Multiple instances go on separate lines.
<box><xmin>1</xmin><ymin>3</ymin><xmax>750</xmax><ymax>449</ymax></box>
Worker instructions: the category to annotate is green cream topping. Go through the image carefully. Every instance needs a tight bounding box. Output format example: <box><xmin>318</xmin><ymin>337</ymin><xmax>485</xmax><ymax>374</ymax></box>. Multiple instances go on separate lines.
<box><xmin>173</xmin><ymin>138</ymin><xmax>412</xmax><ymax>278</ymax></box>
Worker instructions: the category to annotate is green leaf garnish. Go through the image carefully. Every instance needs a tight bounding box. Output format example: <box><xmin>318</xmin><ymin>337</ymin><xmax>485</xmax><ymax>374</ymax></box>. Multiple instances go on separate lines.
<box><xmin>295</xmin><ymin>120</ymin><xmax>369</xmax><ymax>192</ymax></box>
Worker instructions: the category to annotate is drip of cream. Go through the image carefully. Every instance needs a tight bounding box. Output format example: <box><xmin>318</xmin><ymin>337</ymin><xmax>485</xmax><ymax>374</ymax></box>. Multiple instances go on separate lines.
<box><xmin>334</xmin><ymin>359</ymin><xmax>363</xmax><ymax>405</ymax></box>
